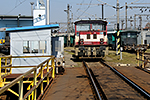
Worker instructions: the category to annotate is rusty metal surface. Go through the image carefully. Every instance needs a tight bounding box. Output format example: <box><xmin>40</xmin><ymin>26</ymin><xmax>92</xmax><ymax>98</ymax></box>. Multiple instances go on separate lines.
<box><xmin>42</xmin><ymin>67</ymin><xmax>94</xmax><ymax>100</ymax></box>
<box><xmin>115</xmin><ymin>66</ymin><xmax>150</xmax><ymax>95</ymax></box>
<box><xmin>87</xmin><ymin>62</ymin><xmax>145</xmax><ymax>100</ymax></box>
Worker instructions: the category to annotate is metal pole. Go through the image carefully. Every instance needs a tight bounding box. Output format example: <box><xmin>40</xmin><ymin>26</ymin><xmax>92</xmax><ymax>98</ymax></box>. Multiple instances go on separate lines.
<box><xmin>139</xmin><ymin>15</ymin><xmax>143</xmax><ymax>44</ymax></box>
<box><xmin>30</xmin><ymin>2</ymin><xmax>34</xmax><ymax>16</ymax></box>
<box><xmin>17</xmin><ymin>14</ymin><xmax>21</xmax><ymax>27</ymax></box>
<box><xmin>0</xmin><ymin>58</ymin><xmax>2</xmax><ymax>87</ymax></box>
<box><xmin>134</xmin><ymin>14</ymin><xmax>136</xmax><ymax>29</ymax></box>
<box><xmin>46</xmin><ymin>0</ymin><xmax>50</xmax><ymax>25</ymax></box>
<box><xmin>121</xmin><ymin>20</ymin><xmax>124</xmax><ymax>29</ymax></box>
<box><xmin>102</xmin><ymin>4</ymin><xmax>104</xmax><ymax>19</ymax></box>
<box><xmin>125</xmin><ymin>2</ymin><xmax>127</xmax><ymax>29</ymax></box>
<box><xmin>19</xmin><ymin>79</ymin><xmax>23</xmax><ymax>100</ymax></box>
<box><xmin>33</xmin><ymin>70</ymin><xmax>37</xmax><ymax>100</ymax></box>
<box><xmin>71</xmin><ymin>13</ymin><xmax>73</xmax><ymax>33</ymax></box>
<box><xmin>67</xmin><ymin>4</ymin><xmax>70</xmax><ymax>47</ymax></box>
<box><xmin>142</xmin><ymin>51</ymin><xmax>144</xmax><ymax>68</ymax></box>
<box><xmin>116</xmin><ymin>0</ymin><xmax>120</xmax><ymax>55</ymax></box>
<box><xmin>120</xmin><ymin>47</ymin><xmax>123</xmax><ymax>60</ymax></box>
<box><xmin>52</xmin><ymin>58</ymin><xmax>55</xmax><ymax>79</ymax></box>
<box><xmin>137</xmin><ymin>50</ymin><xmax>140</xmax><ymax>67</ymax></box>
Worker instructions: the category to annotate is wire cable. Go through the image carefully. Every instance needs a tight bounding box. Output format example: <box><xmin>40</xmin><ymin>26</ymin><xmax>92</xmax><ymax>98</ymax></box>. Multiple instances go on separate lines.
<box><xmin>5</xmin><ymin>0</ymin><xmax>27</xmax><ymax>15</ymax></box>
<box><xmin>77</xmin><ymin>0</ymin><xmax>93</xmax><ymax>19</ymax></box>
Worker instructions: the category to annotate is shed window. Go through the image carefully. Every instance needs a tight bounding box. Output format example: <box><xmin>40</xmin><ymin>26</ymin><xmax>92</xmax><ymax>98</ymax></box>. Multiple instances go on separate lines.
<box><xmin>40</xmin><ymin>41</ymin><xmax>47</xmax><ymax>53</ymax></box>
<box><xmin>31</xmin><ymin>41</ymin><xmax>39</xmax><ymax>53</ymax></box>
<box><xmin>93</xmin><ymin>34</ymin><xmax>97</xmax><ymax>39</ymax></box>
<box><xmin>23</xmin><ymin>40</ymin><xmax>47</xmax><ymax>54</ymax></box>
<box><xmin>87</xmin><ymin>34</ymin><xmax>90</xmax><ymax>39</ymax></box>
<box><xmin>23</xmin><ymin>41</ymin><xmax>30</xmax><ymax>53</ymax></box>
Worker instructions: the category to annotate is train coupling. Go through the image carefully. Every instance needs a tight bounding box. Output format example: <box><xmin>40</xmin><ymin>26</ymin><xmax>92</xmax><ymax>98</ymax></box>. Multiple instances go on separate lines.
<box><xmin>55</xmin><ymin>57</ymin><xmax>65</xmax><ymax>75</ymax></box>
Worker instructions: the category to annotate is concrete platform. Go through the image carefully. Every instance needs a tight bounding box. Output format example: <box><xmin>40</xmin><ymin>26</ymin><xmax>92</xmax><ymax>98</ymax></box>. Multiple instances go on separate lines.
<box><xmin>42</xmin><ymin>67</ymin><xmax>94</xmax><ymax>100</ymax></box>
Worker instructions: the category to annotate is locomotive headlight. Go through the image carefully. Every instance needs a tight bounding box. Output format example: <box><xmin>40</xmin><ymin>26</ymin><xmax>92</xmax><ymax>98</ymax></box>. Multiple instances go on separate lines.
<box><xmin>80</xmin><ymin>39</ymin><xmax>84</xmax><ymax>45</ymax></box>
<box><xmin>100</xmin><ymin>38</ymin><xmax>104</xmax><ymax>44</ymax></box>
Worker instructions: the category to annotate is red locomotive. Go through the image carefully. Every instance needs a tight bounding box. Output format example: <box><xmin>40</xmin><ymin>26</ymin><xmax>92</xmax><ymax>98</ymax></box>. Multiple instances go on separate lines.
<box><xmin>73</xmin><ymin>19</ymin><xmax>108</xmax><ymax>59</ymax></box>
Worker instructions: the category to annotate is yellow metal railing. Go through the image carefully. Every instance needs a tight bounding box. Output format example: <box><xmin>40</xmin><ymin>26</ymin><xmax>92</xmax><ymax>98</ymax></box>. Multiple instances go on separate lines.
<box><xmin>136</xmin><ymin>49</ymin><xmax>149</xmax><ymax>68</ymax></box>
<box><xmin>0</xmin><ymin>55</ymin><xmax>55</xmax><ymax>100</ymax></box>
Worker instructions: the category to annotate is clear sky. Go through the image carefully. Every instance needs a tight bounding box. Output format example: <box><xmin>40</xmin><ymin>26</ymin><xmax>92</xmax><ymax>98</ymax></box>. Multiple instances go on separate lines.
<box><xmin>0</xmin><ymin>0</ymin><xmax>150</xmax><ymax>29</ymax></box>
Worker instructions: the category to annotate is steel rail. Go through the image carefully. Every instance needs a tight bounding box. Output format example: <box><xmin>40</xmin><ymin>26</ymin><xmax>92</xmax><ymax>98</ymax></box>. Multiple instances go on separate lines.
<box><xmin>100</xmin><ymin>60</ymin><xmax>150</xmax><ymax>99</ymax></box>
<box><xmin>83</xmin><ymin>61</ymin><xmax>102</xmax><ymax>100</ymax></box>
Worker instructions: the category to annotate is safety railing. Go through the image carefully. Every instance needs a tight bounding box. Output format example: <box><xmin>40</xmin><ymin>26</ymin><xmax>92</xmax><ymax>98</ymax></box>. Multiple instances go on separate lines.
<box><xmin>136</xmin><ymin>48</ymin><xmax>149</xmax><ymax>68</ymax></box>
<box><xmin>0</xmin><ymin>55</ymin><xmax>55</xmax><ymax>100</ymax></box>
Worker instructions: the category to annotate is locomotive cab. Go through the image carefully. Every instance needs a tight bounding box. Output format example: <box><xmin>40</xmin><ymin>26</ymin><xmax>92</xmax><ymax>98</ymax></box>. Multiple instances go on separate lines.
<box><xmin>73</xmin><ymin>19</ymin><xmax>108</xmax><ymax>59</ymax></box>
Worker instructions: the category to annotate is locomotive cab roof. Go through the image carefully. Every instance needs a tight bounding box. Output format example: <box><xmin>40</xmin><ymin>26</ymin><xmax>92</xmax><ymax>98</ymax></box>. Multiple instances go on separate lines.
<box><xmin>74</xmin><ymin>19</ymin><xmax>107</xmax><ymax>25</ymax></box>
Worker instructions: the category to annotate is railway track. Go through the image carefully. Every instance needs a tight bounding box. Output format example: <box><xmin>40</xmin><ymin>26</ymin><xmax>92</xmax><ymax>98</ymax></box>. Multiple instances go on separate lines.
<box><xmin>83</xmin><ymin>60</ymin><xmax>150</xmax><ymax>100</ymax></box>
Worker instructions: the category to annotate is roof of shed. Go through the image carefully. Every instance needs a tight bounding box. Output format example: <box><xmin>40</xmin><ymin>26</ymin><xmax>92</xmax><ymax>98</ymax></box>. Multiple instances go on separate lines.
<box><xmin>2</xmin><ymin>24</ymin><xmax>59</xmax><ymax>32</ymax></box>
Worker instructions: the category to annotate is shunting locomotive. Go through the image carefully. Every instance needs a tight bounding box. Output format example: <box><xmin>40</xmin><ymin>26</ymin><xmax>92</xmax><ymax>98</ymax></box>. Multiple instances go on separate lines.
<box><xmin>73</xmin><ymin>19</ymin><xmax>108</xmax><ymax>59</ymax></box>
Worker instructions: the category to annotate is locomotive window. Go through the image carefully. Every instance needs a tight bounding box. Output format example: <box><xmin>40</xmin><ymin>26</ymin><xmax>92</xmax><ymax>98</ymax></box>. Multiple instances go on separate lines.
<box><xmin>102</xmin><ymin>25</ymin><xmax>106</xmax><ymax>30</ymax></box>
<box><xmin>93</xmin><ymin>34</ymin><xmax>97</xmax><ymax>39</ymax></box>
<box><xmin>92</xmin><ymin>24</ymin><xmax>102</xmax><ymax>31</ymax></box>
<box><xmin>76</xmin><ymin>24</ymin><xmax>90</xmax><ymax>31</ymax></box>
<box><xmin>127</xmin><ymin>33</ymin><xmax>131</xmax><ymax>37</ymax></box>
<box><xmin>87</xmin><ymin>34</ymin><xmax>90</xmax><ymax>39</ymax></box>
<box><xmin>92</xmin><ymin>24</ymin><xmax>106</xmax><ymax>31</ymax></box>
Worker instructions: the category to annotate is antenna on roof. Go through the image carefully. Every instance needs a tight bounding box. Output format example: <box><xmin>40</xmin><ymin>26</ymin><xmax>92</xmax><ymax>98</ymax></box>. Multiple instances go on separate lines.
<box><xmin>35</xmin><ymin>0</ymin><xmax>45</xmax><ymax>9</ymax></box>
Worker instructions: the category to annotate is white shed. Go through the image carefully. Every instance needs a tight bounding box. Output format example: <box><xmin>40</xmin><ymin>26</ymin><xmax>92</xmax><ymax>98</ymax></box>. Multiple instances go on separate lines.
<box><xmin>5</xmin><ymin>24</ymin><xmax>59</xmax><ymax>73</ymax></box>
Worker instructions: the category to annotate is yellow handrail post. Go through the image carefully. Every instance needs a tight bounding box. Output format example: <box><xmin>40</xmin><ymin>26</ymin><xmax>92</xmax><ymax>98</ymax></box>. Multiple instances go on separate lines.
<box><xmin>33</xmin><ymin>70</ymin><xmax>37</xmax><ymax>100</ymax></box>
<box><xmin>10</xmin><ymin>57</ymin><xmax>12</xmax><ymax>74</ymax></box>
<box><xmin>5</xmin><ymin>58</ymin><xmax>7</xmax><ymax>74</ymax></box>
<box><xmin>41</xmin><ymin>65</ymin><xmax>43</xmax><ymax>94</ymax></box>
<box><xmin>28</xmin><ymin>85</ymin><xmax>31</xmax><ymax>100</ymax></box>
<box><xmin>137</xmin><ymin>50</ymin><xmax>140</xmax><ymax>67</ymax></box>
<box><xmin>32</xmin><ymin>83</ymin><xmax>34</xmax><ymax>100</ymax></box>
<box><xmin>47</xmin><ymin>61</ymin><xmax>49</xmax><ymax>85</ymax></box>
<box><xmin>19</xmin><ymin>78</ymin><xmax>23</xmax><ymax>100</ymax></box>
<box><xmin>52</xmin><ymin>58</ymin><xmax>55</xmax><ymax>79</ymax></box>
<box><xmin>0</xmin><ymin>57</ymin><xmax>4</xmax><ymax>87</ymax></box>
<box><xmin>142</xmin><ymin>51</ymin><xmax>145</xmax><ymax>68</ymax></box>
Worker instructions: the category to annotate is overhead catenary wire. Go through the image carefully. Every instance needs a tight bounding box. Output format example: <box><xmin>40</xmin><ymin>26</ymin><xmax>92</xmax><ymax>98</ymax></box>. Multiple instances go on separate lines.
<box><xmin>96</xmin><ymin>0</ymin><xmax>141</xmax><ymax>25</ymax></box>
<box><xmin>77</xmin><ymin>0</ymin><xmax>93</xmax><ymax>19</ymax></box>
<box><xmin>5</xmin><ymin>0</ymin><xmax>27</xmax><ymax>15</ymax></box>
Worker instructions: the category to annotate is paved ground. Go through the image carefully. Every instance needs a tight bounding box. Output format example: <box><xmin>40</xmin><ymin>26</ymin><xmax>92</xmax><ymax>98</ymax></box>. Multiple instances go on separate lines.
<box><xmin>42</xmin><ymin>67</ymin><xmax>94</xmax><ymax>100</ymax></box>
<box><xmin>64</xmin><ymin>51</ymin><xmax>78</xmax><ymax>67</ymax></box>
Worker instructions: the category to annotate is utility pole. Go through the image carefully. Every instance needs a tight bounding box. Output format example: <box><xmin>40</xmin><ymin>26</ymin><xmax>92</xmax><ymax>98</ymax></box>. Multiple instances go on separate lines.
<box><xmin>134</xmin><ymin>14</ymin><xmax>136</xmax><ymax>29</ymax></box>
<box><xmin>102</xmin><ymin>4</ymin><xmax>104</xmax><ymax>19</ymax></box>
<box><xmin>46</xmin><ymin>0</ymin><xmax>50</xmax><ymax>25</ymax></box>
<box><xmin>121</xmin><ymin>20</ymin><xmax>124</xmax><ymax>29</ymax></box>
<box><xmin>64</xmin><ymin>4</ymin><xmax>71</xmax><ymax>46</ymax></box>
<box><xmin>139</xmin><ymin>15</ymin><xmax>143</xmax><ymax>44</ymax></box>
<box><xmin>125</xmin><ymin>2</ymin><xmax>127</xmax><ymax>29</ymax></box>
<box><xmin>71</xmin><ymin>13</ymin><xmax>73</xmax><ymax>33</ymax></box>
<box><xmin>17</xmin><ymin>14</ymin><xmax>21</xmax><ymax>27</ymax></box>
